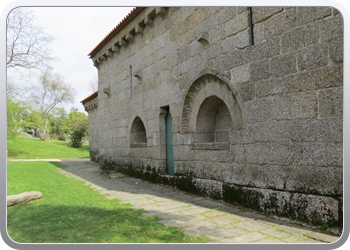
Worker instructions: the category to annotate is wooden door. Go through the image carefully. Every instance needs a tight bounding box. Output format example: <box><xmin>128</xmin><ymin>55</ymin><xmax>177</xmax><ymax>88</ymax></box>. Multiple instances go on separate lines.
<box><xmin>166</xmin><ymin>111</ymin><xmax>174</xmax><ymax>176</ymax></box>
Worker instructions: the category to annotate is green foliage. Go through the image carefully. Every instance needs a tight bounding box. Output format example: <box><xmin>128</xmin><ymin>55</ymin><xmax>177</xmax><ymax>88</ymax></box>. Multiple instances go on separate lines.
<box><xmin>48</xmin><ymin>107</ymin><xmax>68</xmax><ymax>138</ymax></box>
<box><xmin>21</xmin><ymin>108</ymin><xmax>43</xmax><ymax>133</ymax></box>
<box><xmin>319</xmin><ymin>223</ymin><xmax>329</xmax><ymax>231</ymax></box>
<box><xmin>62</xmin><ymin>111</ymin><xmax>88</xmax><ymax>148</ymax></box>
<box><xmin>7</xmin><ymin>95</ymin><xmax>31</xmax><ymax>140</ymax></box>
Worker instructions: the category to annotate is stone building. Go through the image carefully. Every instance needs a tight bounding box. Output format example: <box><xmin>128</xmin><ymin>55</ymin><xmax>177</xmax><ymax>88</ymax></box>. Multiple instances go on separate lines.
<box><xmin>81</xmin><ymin>7</ymin><xmax>343</xmax><ymax>226</ymax></box>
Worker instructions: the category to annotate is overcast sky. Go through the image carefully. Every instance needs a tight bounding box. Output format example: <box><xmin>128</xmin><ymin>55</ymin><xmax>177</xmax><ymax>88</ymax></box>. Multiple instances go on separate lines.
<box><xmin>7</xmin><ymin>6</ymin><xmax>134</xmax><ymax>113</ymax></box>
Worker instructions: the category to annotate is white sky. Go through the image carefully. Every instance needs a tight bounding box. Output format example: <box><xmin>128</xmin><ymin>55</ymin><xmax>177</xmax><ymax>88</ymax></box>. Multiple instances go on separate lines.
<box><xmin>7</xmin><ymin>7</ymin><xmax>134</xmax><ymax>113</ymax></box>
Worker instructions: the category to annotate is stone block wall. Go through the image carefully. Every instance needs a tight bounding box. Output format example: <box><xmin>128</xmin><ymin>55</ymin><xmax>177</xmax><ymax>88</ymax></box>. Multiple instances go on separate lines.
<box><xmin>84</xmin><ymin>7</ymin><xmax>343</xmax><ymax>226</ymax></box>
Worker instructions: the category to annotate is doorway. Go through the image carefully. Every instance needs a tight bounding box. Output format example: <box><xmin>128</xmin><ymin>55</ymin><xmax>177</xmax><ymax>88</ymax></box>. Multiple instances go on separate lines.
<box><xmin>165</xmin><ymin>110</ymin><xmax>174</xmax><ymax>176</ymax></box>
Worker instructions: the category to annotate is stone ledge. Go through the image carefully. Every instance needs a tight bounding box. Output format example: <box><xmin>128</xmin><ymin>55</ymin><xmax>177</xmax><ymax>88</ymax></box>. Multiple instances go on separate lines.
<box><xmin>130</xmin><ymin>143</ymin><xmax>147</xmax><ymax>148</ymax></box>
<box><xmin>190</xmin><ymin>142</ymin><xmax>230</xmax><ymax>150</ymax></box>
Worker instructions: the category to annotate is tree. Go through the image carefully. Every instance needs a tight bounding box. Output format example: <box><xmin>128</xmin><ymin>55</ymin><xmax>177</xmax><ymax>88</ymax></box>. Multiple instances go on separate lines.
<box><xmin>6</xmin><ymin>79</ymin><xmax>30</xmax><ymax>140</ymax></box>
<box><xmin>62</xmin><ymin>111</ymin><xmax>88</xmax><ymax>148</ymax></box>
<box><xmin>30</xmin><ymin>69</ymin><xmax>76</xmax><ymax>140</ymax></box>
<box><xmin>7</xmin><ymin>95</ymin><xmax>26</xmax><ymax>140</ymax></box>
<box><xmin>88</xmin><ymin>75</ymin><xmax>98</xmax><ymax>93</ymax></box>
<box><xmin>7</xmin><ymin>7</ymin><xmax>56</xmax><ymax>72</ymax></box>
<box><xmin>48</xmin><ymin>107</ymin><xmax>68</xmax><ymax>139</ymax></box>
<box><xmin>6</xmin><ymin>7</ymin><xmax>57</xmax><ymax>139</ymax></box>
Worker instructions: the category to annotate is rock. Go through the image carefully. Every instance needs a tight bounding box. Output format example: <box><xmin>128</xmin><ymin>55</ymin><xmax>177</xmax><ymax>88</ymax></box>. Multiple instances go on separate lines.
<box><xmin>7</xmin><ymin>191</ymin><xmax>42</xmax><ymax>207</ymax></box>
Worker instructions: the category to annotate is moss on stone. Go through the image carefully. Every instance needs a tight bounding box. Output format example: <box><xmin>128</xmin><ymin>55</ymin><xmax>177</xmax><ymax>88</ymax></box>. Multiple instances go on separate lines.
<box><xmin>175</xmin><ymin>176</ymin><xmax>193</xmax><ymax>193</ymax></box>
<box><xmin>222</xmin><ymin>183</ymin><xmax>240</xmax><ymax>204</ymax></box>
<box><xmin>239</xmin><ymin>188</ymin><xmax>264</xmax><ymax>212</ymax></box>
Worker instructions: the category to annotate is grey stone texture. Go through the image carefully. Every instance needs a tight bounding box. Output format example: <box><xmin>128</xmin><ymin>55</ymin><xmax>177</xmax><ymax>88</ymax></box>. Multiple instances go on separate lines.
<box><xmin>84</xmin><ymin>7</ymin><xmax>343</xmax><ymax>225</ymax></box>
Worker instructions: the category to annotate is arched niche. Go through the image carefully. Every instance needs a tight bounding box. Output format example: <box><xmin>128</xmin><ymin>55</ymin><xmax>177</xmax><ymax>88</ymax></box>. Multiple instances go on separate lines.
<box><xmin>194</xmin><ymin>95</ymin><xmax>233</xmax><ymax>143</ymax></box>
<box><xmin>130</xmin><ymin>116</ymin><xmax>147</xmax><ymax>148</ymax></box>
<box><xmin>181</xmin><ymin>73</ymin><xmax>245</xmax><ymax>150</ymax></box>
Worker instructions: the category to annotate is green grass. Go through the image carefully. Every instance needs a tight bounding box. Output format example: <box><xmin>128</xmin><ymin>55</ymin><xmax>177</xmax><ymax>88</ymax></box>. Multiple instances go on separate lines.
<box><xmin>7</xmin><ymin>161</ymin><xmax>210</xmax><ymax>243</ymax></box>
<box><xmin>7</xmin><ymin>136</ymin><xmax>89</xmax><ymax>159</ymax></box>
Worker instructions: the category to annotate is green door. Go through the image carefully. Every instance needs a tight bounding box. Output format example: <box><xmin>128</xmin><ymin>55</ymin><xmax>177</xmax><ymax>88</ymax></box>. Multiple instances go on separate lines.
<box><xmin>166</xmin><ymin>111</ymin><xmax>174</xmax><ymax>176</ymax></box>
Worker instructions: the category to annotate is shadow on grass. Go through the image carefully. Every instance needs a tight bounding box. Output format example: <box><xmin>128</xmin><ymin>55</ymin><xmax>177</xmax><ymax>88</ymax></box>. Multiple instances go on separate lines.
<box><xmin>8</xmin><ymin>203</ymin><xmax>197</xmax><ymax>243</ymax></box>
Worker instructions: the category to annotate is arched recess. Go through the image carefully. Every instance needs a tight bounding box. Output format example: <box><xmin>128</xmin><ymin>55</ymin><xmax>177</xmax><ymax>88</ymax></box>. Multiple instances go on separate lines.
<box><xmin>194</xmin><ymin>95</ymin><xmax>233</xmax><ymax>143</ymax></box>
<box><xmin>130</xmin><ymin>116</ymin><xmax>147</xmax><ymax>148</ymax></box>
<box><xmin>181</xmin><ymin>73</ymin><xmax>246</xmax><ymax>148</ymax></box>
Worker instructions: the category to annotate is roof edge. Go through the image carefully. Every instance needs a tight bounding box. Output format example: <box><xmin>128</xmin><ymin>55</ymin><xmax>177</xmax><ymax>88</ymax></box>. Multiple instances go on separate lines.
<box><xmin>88</xmin><ymin>7</ymin><xmax>146</xmax><ymax>58</ymax></box>
<box><xmin>80</xmin><ymin>91</ymin><xmax>98</xmax><ymax>104</ymax></box>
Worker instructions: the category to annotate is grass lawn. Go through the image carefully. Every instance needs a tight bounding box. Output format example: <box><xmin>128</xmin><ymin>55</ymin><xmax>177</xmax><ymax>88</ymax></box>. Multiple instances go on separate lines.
<box><xmin>7</xmin><ymin>136</ymin><xmax>90</xmax><ymax>159</ymax></box>
<box><xmin>7</xmin><ymin>161</ymin><xmax>210</xmax><ymax>243</ymax></box>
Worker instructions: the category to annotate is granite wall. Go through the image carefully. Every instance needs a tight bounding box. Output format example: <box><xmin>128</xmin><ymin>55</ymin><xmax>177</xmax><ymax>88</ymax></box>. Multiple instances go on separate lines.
<box><xmin>83</xmin><ymin>7</ymin><xmax>343</xmax><ymax>225</ymax></box>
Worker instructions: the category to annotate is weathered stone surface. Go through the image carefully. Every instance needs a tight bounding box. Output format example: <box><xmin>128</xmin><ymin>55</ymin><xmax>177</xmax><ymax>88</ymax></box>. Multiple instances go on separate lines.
<box><xmin>238</xmin><ymin>82</ymin><xmax>255</xmax><ymax>102</ymax></box>
<box><xmin>256</xmin><ymin>78</ymin><xmax>283</xmax><ymax>98</ymax></box>
<box><xmin>215</xmin><ymin>50</ymin><xmax>244</xmax><ymax>71</ymax></box>
<box><xmin>289</xmin><ymin>118</ymin><xmax>343</xmax><ymax>143</ymax></box>
<box><xmin>327</xmin><ymin>143</ymin><xmax>343</xmax><ymax>167</ymax></box>
<box><xmin>274</xmin><ymin>92</ymin><xmax>317</xmax><ymax>120</ymax></box>
<box><xmin>264</xmin><ymin>8</ymin><xmax>296</xmax><ymax>39</ymax></box>
<box><xmin>289</xmin><ymin>194</ymin><xmax>339</xmax><ymax>223</ymax></box>
<box><xmin>281</xmin><ymin>23</ymin><xmax>319</xmax><ymax>52</ymax></box>
<box><xmin>283</xmin><ymin>65</ymin><xmax>343</xmax><ymax>93</ymax></box>
<box><xmin>245</xmin><ymin>142</ymin><xmax>303</xmax><ymax>165</ymax></box>
<box><xmin>296</xmin><ymin>7</ymin><xmax>332</xmax><ymax>26</ymax></box>
<box><xmin>244</xmin><ymin>97</ymin><xmax>275</xmax><ymax>123</ymax></box>
<box><xmin>318</xmin><ymin>87</ymin><xmax>343</xmax><ymax>118</ymax></box>
<box><xmin>320</xmin><ymin>15</ymin><xmax>343</xmax><ymax>42</ymax></box>
<box><xmin>224</xmin><ymin>11</ymin><xmax>249</xmax><ymax>37</ymax></box>
<box><xmin>250</xmin><ymin>60</ymin><xmax>269</xmax><ymax>81</ymax></box>
<box><xmin>231</xmin><ymin>64</ymin><xmax>250</xmax><ymax>84</ymax></box>
<box><xmin>7</xmin><ymin>191</ymin><xmax>42</xmax><ymax>207</ymax></box>
<box><xmin>252</xmin><ymin>7</ymin><xmax>284</xmax><ymax>24</ymax></box>
<box><xmin>330</xmin><ymin>38</ymin><xmax>343</xmax><ymax>63</ymax></box>
<box><xmin>297</xmin><ymin>44</ymin><xmax>328</xmax><ymax>71</ymax></box>
<box><xmin>270</xmin><ymin>53</ymin><xmax>297</xmax><ymax>77</ymax></box>
<box><xmin>246</xmin><ymin>37</ymin><xmax>280</xmax><ymax>63</ymax></box>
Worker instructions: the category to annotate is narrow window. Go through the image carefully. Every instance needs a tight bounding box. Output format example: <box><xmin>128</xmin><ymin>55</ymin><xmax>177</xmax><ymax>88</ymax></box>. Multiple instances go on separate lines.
<box><xmin>130</xmin><ymin>65</ymin><xmax>133</xmax><ymax>97</ymax></box>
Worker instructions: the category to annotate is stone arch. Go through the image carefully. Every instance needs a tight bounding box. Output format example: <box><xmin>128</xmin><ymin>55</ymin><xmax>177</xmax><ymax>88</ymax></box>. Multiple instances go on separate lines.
<box><xmin>130</xmin><ymin>116</ymin><xmax>147</xmax><ymax>147</ymax></box>
<box><xmin>181</xmin><ymin>73</ymin><xmax>245</xmax><ymax>134</ymax></box>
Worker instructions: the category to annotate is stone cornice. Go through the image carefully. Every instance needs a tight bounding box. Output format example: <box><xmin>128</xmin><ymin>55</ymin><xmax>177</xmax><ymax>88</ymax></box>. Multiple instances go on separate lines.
<box><xmin>91</xmin><ymin>7</ymin><xmax>169</xmax><ymax>69</ymax></box>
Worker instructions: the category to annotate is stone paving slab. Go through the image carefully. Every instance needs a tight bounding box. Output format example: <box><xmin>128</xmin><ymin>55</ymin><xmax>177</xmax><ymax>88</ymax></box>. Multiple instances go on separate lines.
<box><xmin>255</xmin><ymin>238</ymin><xmax>287</xmax><ymax>243</ymax></box>
<box><xmin>161</xmin><ymin>215</ymin><xmax>208</xmax><ymax>227</ymax></box>
<box><xmin>210</xmin><ymin>232</ymin><xmax>267</xmax><ymax>243</ymax></box>
<box><xmin>207</xmin><ymin>215</ymin><xmax>240</xmax><ymax>225</ymax></box>
<box><xmin>260</xmin><ymin>227</ymin><xmax>293</xmax><ymax>238</ymax></box>
<box><xmin>55</xmin><ymin>159</ymin><xmax>340</xmax><ymax>244</ymax></box>
<box><xmin>180</xmin><ymin>208</ymin><xmax>212</xmax><ymax>215</ymax></box>
<box><xmin>204</xmin><ymin>211</ymin><xmax>227</xmax><ymax>217</ymax></box>
<box><xmin>234</xmin><ymin>220</ymin><xmax>271</xmax><ymax>231</ymax></box>
<box><xmin>205</xmin><ymin>227</ymin><xmax>249</xmax><ymax>240</ymax></box>
<box><xmin>144</xmin><ymin>212</ymin><xmax>184</xmax><ymax>220</ymax></box>
<box><xmin>177</xmin><ymin>220</ymin><xmax>217</xmax><ymax>231</ymax></box>
<box><xmin>183</xmin><ymin>226</ymin><xmax>232</xmax><ymax>237</ymax></box>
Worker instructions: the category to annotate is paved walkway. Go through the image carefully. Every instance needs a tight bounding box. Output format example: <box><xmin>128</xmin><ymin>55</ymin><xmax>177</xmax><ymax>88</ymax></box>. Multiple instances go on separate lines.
<box><xmin>49</xmin><ymin>158</ymin><xmax>340</xmax><ymax>243</ymax></box>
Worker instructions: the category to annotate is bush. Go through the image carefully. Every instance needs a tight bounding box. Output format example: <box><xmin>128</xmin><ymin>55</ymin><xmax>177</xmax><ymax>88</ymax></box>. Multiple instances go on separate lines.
<box><xmin>57</xmin><ymin>134</ymin><xmax>68</xmax><ymax>141</ymax></box>
<box><xmin>69</xmin><ymin>125</ymin><xmax>86</xmax><ymax>148</ymax></box>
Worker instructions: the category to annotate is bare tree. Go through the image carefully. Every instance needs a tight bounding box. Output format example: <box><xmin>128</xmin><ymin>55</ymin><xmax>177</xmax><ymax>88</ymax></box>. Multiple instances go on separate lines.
<box><xmin>6</xmin><ymin>7</ymin><xmax>57</xmax><ymax>71</ymax></box>
<box><xmin>88</xmin><ymin>75</ymin><xmax>98</xmax><ymax>93</ymax></box>
<box><xmin>30</xmin><ymin>69</ymin><xmax>76</xmax><ymax>140</ymax></box>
